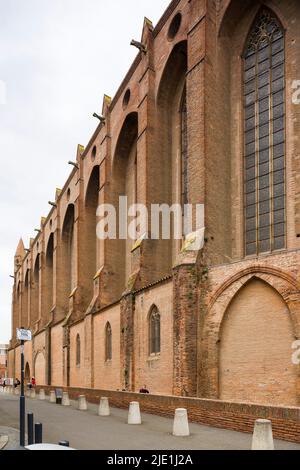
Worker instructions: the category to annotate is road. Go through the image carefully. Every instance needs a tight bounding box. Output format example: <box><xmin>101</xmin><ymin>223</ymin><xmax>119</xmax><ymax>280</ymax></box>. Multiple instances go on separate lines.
<box><xmin>0</xmin><ymin>393</ymin><xmax>299</xmax><ymax>450</ymax></box>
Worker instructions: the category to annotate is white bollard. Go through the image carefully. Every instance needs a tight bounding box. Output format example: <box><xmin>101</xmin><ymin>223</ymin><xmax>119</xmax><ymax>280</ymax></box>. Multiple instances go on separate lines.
<box><xmin>173</xmin><ymin>408</ymin><xmax>190</xmax><ymax>437</ymax></box>
<box><xmin>30</xmin><ymin>388</ymin><xmax>36</xmax><ymax>399</ymax></box>
<box><xmin>128</xmin><ymin>401</ymin><xmax>142</xmax><ymax>425</ymax></box>
<box><xmin>26</xmin><ymin>389</ymin><xmax>31</xmax><ymax>398</ymax></box>
<box><xmin>39</xmin><ymin>389</ymin><xmax>46</xmax><ymax>400</ymax></box>
<box><xmin>252</xmin><ymin>419</ymin><xmax>275</xmax><ymax>450</ymax></box>
<box><xmin>14</xmin><ymin>388</ymin><xmax>20</xmax><ymax>396</ymax></box>
<box><xmin>49</xmin><ymin>390</ymin><xmax>56</xmax><ymax>403</ymax></box>
<box><xmin>78</xmin><ymin>395</ymin><xmax>87</xmax><ymax>411</ymax></box>
<box><xmin>98</xmin><ymin>397</ymin><xmax>110</xmax><ymax>416</ymax></box>
<box><xmin>62</xmin><ymin>392</ymin><xmax>70</xmax><ymax>406</ymax></box>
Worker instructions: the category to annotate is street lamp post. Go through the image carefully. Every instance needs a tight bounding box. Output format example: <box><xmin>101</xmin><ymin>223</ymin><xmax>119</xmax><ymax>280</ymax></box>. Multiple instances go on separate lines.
<box><xmin>16</xmin><ymin>327</ymin><xmax>32</xmax><ymax>447</ymax></box>
<box><xmin>20</xmin><ymin>338</ymin><xmax>25</xmax><ymax>447</ymax></box>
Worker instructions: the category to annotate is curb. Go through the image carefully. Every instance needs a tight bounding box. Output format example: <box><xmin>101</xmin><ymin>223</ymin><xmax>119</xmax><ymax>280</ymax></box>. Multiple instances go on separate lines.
<box><xmin>0</xmin><ymin>435</ymin><xmax>9</xmax><ymax>450</ymax></box>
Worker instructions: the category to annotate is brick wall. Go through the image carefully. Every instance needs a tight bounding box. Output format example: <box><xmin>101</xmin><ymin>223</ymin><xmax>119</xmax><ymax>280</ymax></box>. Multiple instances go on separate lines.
<box><xmin>36</xmin><ymin>385</ymin><xmax>300</xmax><ymax>444</ymax></box>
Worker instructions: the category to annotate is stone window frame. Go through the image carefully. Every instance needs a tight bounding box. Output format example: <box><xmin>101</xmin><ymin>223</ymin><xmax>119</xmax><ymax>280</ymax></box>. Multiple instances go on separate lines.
<box><xmin>243</xmin><ymin>8</ymin><xmax>286</xmax><ymax>257</ymax></box>
<box><xmin>105</xmin><ymin>322</ymin><xmax>112</xmax><ymax>362</ymax></box>
<box><xmin>148</xmin><ymin>305</ymin><xmax>161</xmax><ymax>357</ymax></box>
<box><xmin>76</xmin><ymin>334</ymin><xmax>81</xmax><ymax>368</ymax></box>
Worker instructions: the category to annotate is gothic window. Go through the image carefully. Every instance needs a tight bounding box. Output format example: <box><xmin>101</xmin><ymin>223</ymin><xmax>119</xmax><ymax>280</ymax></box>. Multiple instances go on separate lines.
<box><xmin>149</xmin><ymin>306</ymin><xmax>161</xmax><ymax>355</ymax></box>
<box><xmin>76</xmin><ymin>334</ymin><xmax>81</xmax><ymax>367</ymax></box>
<box><xmin>181</xmin><ymin>86</ymin><xmax>188</xmax><ymax>212</ymax></box>
<box><xmin>105</xmin><ymin>323</ymin><xmax>112</xmax><ymax>361</ymax></box>
<box><xmin>244</xmin><ymin>9</ymin><xmax>285</xmax><ymax>256</ymax></box>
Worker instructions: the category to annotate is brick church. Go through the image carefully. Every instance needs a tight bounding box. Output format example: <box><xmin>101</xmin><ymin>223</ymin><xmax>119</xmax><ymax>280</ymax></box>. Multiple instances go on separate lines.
<box><xmin>8</xmin><ymin>0</ymin><xmax>300</xmax><ymax>408</ymax></box>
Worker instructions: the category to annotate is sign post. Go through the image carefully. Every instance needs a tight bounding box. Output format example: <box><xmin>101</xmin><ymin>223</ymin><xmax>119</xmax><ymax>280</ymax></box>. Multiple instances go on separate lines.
<box><xmin>17</xmin><ymin>328</ymin><xmax>32</xmax><ymax>447</ymax></box>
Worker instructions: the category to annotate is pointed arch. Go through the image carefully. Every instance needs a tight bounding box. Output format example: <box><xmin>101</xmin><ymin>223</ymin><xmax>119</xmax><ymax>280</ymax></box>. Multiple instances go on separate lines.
<box><xmin>149</xmin><ymin>305</ymin><xmax>161</xmax><ymax>355</ymax></box>
<box><xmin>76</xmin><ymin>334</ymin><xmax>81</xmax><ymax>366</ymax></box>
<box><xmin>31</xmin><ymin>254</ymin><xmax>40</xmax><ymax>326</ymax></box>
<box><xmin>156</xmin><ymin>40</ymin><xmax>188</xmax><ymax>270</ymax></box>
<box><xmin>243</xmin><ymin>7</ymin><xmax>286</xmax><ymax>255</ymax></box>
<box><xmin>219</xmin><ymin>278</ymin><xmax>297</xmax><ymax>405</ymax></box>
<box><xmin>111</xmin><ymin>112</ymin><xmax>138</xmax><ymax>291</ymax></box>
<box><xmin>25</xmin><ymin>362</ymin><xmax>30</xmax><ymax>383</ymax></box>
<box><xmin>200</xmin><ymin>269</ymin><xmax>300</xmax><ymax>401</ymax></box>
<box><xmin>22</xmin><ymin>270</ymin><xmax>30</xmax><ymax>328</ymax></box>
<box><xmin>180</xmin><ymin>85</ymin><xmax>188</xmax><ymax>219</ymax></box>
<box><xmin>34</xmin><ymin>351</ymin><xmax>46</xmax><ymax>386</ymax></box>
<box><xmin>61</xmin><ymin>204</ymin><xmax>75</xmax><ymax>311</ymax></box>
<box><xmin>44</xmin><ymin>233</ymin><xmax>54</xmax><ymax>324</ymax></box>
<box><xmin>82</xmin><ymin>165</ymin><xmax>100</xmax><ymax>310</ymax></box>
<box><xmin>16</xmin><ymin>281</ymin><xmax>22</xmax><ymax>329</ymax></box>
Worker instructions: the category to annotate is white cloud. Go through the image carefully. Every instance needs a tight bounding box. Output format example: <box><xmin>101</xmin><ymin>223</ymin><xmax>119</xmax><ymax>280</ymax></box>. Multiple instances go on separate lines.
<box><xmin>0</xmin><ymin>0</ymin><xmax>170</xmax><ymax>342</ymax></box>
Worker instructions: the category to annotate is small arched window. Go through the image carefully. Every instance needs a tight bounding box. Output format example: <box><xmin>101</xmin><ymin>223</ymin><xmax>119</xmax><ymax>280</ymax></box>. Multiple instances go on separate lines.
<box><xmin>149</xmin><ymin>306</ymin><xmax>161</xmax><ymax>355</ymax></box>
<box><xmin>105</xmin><ymin>323</ymin><xmax>112</xmax><ymax>361</ymax></box>
<box><xmin>76</xmin><ymin>334</ymin><xmax>81</xmax><ymax>367</ymax></box>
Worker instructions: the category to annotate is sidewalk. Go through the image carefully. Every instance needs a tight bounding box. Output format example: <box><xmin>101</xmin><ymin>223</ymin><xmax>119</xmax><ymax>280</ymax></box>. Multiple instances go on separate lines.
<box><xmin>0</xmin><ymin>393</ymin><xmax>299</xmax><ymax>450</ymax></box>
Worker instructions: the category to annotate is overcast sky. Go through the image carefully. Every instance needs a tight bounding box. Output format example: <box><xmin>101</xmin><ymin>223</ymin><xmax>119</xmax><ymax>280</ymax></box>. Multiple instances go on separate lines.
<box><xmin>0</xmin><ymin>0</ymin><xmax>170</xmax><ymax>343</ymax></box>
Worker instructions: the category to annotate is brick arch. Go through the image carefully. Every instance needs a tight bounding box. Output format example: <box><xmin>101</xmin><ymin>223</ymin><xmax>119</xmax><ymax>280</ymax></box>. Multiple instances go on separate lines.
<box><xmin>156</xmin><ymin>40</ymin><xmax>187</xmax><ymax>105</ymax></box>
<box><xmin>111</xmin><ymin>112</ymin><xmax>138</xmax><ymax>171</ymax></box>
<box><xmin>201</xmin><ymin>269</ymin><xmax>300</xmax><ymax>400</ymax></box>
<box><xmin>110</xmin><ymin>111</ymin><xmax>139</xmax><ymax>293</ymax></box>
<box><xmin>81</xmin><ymin>165</ymin><xmax>100</xmax><ymax>311</ymax></box>
<box><xmin>33</xmin><ymin>350</ymin><xmax>46</xmax><ymax>386</ymax></box>
<box><xmin>218</xmin><ymin>0</ymin><xmax>288</xmax><ymax>40</ymax></box>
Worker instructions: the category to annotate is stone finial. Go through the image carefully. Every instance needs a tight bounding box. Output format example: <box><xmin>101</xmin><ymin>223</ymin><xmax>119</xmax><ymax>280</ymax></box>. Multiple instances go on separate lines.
<box><xmin>77</xmin><ymin>144</ymin><xmax>85</xmax><ymax>161</ymax></box>
<box><xmin>55</xmin><ymin>188</ymin><xmax>62</xmax><ymax>201</ymax></box>
<box><xmin>141</xmin><ymin>16</ymin><xmax>153</xmax><ymax>46</ymax></box>
<box><xmin>102</xmin><ymin>94</ymin><xmax>112</xmax><ymax>116</ymax></box>
<box><xmin>144</xmin><ymin>17</ymin><xmax>153</xmax><ymax>31</ymax></box>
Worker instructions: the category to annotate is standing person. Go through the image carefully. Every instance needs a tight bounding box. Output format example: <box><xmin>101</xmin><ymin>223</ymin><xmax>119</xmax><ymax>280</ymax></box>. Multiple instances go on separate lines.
<box><xmin>2</xmin><ymin>379</ymin><xmax>6</xmax><ymax>391</ymax></box>
<box><xmin>31</xmin><ymin>377</ymin><xmax>36</xmax><ymax>388</ymax></box>
<box><xmin>14</xmin><ymin>378</ymin><xmax>21</xmax><ymax>389</ymax></box>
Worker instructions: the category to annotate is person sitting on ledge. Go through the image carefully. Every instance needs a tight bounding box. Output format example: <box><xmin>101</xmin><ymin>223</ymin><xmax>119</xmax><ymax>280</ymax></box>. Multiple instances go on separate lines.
<box><xmin>139</xmin><ymin>385</ymin><xmax>150</xmax><ymax>394</ymax></box>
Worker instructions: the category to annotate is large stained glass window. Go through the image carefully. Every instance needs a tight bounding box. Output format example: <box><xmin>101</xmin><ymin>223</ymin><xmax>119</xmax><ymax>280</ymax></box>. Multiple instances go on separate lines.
<box><xmin>244</xmin><ymin>9</ymin><xmax>285</xmax><ymax>256</ymax></box>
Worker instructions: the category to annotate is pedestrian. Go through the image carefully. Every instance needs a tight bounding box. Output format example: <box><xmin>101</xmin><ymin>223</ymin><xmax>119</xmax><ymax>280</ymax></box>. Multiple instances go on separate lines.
<box><xmin>2</xmin><ymin>379</ymin><xmax>6</xmax><ymax>390</ymax></box>
<box><xmin>139</xmin><ymin>384</ymin><xmax>150</xmax><ymax>394</ymax></box>
<box><xmin>14</xmin><ymin>378</ymin><xmax>21</xmax><ymax>389</ymax></box>
<box><xmin>31</xmin><ymin>377</ymin><xmax>36</xmax><ymax>388</ymax></box>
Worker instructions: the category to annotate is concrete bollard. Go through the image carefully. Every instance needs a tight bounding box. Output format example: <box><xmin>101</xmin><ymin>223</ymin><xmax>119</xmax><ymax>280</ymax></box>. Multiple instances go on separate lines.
<box><xmin>252</xmin><ymin>419</ymin><xmax>275</xmax><ymax>450</ymax></box>
<box><xmin>14</xmin><ymin>388</ymin><xmax>20</xmax><ymax>396</ymax></box>
<box><xmin>78</xmin><ymin>395</ymin><xmax>87</xmax><ymax>411</ymax></box>
<box><xmin>173</xmin><ymin>408</ymin><xmax>190</xmax><ymax>437</ymax></box>
<box><xmin>98</xmin><ymin>397</ymin><xmax>110</xmax><ymax>416</ymax></box>
<box><xmin>39</xmin><ymin>389</ymin><xmax>46</xmax><ymax>400</ymax></box>
<box><xmin>62</xmin><ymin>392</ymin><xmax>70</xmax><ymax>406</ymax></box>
<box><xmin>26</xmin><ymin>389</ymin><xmax>31</xmax><ymax>398</ymax></box>
<box><xmin>49</xmin><ymin>390</ymin><xmax>56</xmax><ymax>403</ymax></box>
<box><xmin>128</xmin><ymin>402</ymin><xmax>142</xmax><ymax>425</ymax></box>
<box><xmin>30</xmin><ymin>388</ymin><xmax>36</xmax><ymax>399</ymax></box>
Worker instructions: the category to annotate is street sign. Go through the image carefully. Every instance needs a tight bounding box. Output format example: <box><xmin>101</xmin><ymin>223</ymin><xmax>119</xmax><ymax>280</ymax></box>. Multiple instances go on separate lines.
<box><xmin>16</xmin><ymin>329</ymin><xmax>32</xmax><ymax>342</ymax></box>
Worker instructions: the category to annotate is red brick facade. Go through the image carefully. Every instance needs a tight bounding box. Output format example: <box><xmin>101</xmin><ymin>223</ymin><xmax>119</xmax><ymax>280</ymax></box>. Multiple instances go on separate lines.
<box><xmin>8</xmin><ymin>0</ymin><xmax>300</xmax><ymax>410</ymax></box>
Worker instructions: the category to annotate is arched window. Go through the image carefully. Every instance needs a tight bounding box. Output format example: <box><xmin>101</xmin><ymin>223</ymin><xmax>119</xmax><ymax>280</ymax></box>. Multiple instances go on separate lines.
<box><xmin>244</xmin><ymin>9</ymin><xmax>285</xmax><ymax>256</ymax></box>
<box><xmin>149</xmin><ymin>306</ymin><xmax>161</xmax><ymax>355</ymax></box>
<box><xmin>181</xmin><ymin>86</ymin><xmax>188</xmax><ymax>225</ymax></box>
<box><xmin>76</xmin><ymin>334</ymin><xmax>81</xmax><ymax>367</ymax></box>
<box><xmin>105</xmin><ymin>323</ymin><xmax>112</xmax><ymax>361</ymax></box>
